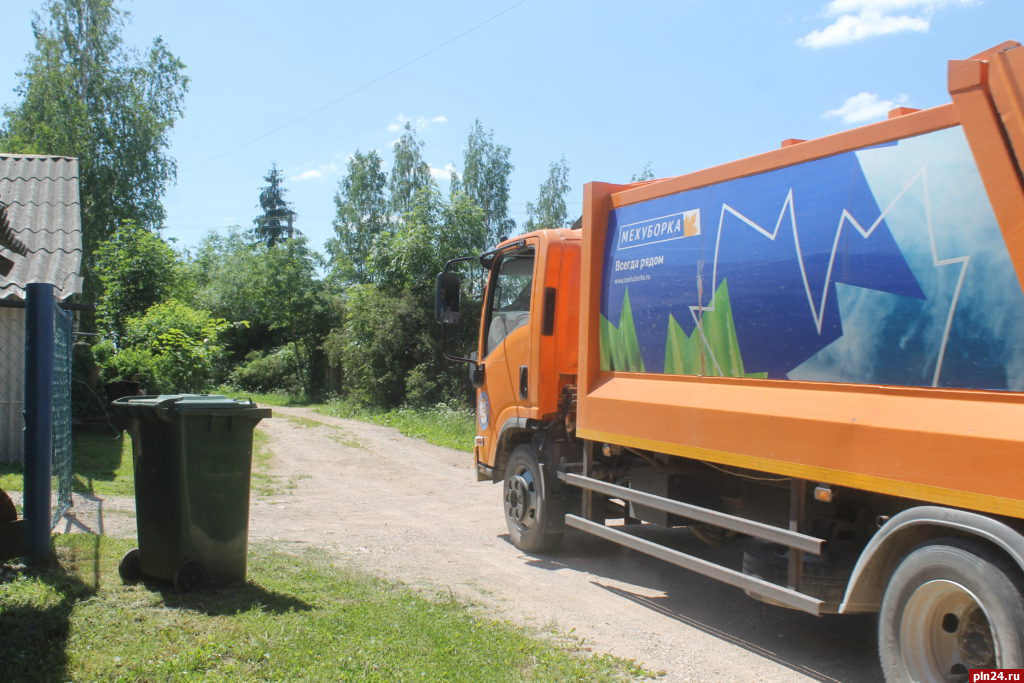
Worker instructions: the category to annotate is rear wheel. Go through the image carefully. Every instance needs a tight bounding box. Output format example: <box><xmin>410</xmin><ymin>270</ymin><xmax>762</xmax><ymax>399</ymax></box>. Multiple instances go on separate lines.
<box><xmin>503</xmin><ymin>445</ymin><xmax>563</xmax><ymax>553</ymax></box>
<box><xmin>879</xmin><ymin>538</ymin><xmax>1024</xmax><ymax>683</ymax></box>
<box><xmin>173</xmin><ymin>559</ymin><xmax>207</xmax><ymax>593</ymax></box>
<box><xmin>118</xmin><ymin>548</ymin><xmax>143</xmax><ymax>584</ymax></box>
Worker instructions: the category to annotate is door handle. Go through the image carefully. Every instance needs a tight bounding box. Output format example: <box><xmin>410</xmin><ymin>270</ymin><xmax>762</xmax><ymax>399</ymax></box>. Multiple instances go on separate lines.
<box><xmin>519</xmin><ymin>365</ymin><xmax>528</xmax><ymax>400</ymax></box>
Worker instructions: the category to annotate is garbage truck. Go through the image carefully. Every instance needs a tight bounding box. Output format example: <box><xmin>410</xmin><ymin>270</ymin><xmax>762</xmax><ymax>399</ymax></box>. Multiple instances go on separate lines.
<box><xmin>436</xmin><ymin>41</ymin><xmax>1024</xmax><ymax>681</ymax></box>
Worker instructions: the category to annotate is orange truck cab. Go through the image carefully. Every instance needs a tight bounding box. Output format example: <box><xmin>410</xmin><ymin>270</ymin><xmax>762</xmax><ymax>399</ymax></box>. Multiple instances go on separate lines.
<box><xmin>436</xmin><ymin>41</ymin><xmax>1024</xmax><ymax>681</ymax></box>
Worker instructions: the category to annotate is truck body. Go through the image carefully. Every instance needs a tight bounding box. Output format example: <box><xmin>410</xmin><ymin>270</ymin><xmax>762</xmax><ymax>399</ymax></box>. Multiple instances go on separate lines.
<box><xmin>438</xmin><ymin>41</ymin><xmax>1024</xmax><ymax>681</ymax></box>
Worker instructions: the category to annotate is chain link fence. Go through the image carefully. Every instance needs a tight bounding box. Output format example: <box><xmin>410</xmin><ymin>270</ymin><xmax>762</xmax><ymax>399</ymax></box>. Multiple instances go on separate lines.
<box><xmin>52</xmin><ymin>304</ymin><xmax>74</xmax><ymax>527</ymax></box>
<box><xmin>0</xmin><ymin>291</ymin><xmax>75</xmax><ymax>535</ymax></box>
<box><xmin>0</xmin><ymin>307</ymin><xmax>24</xmax><ymax>465</ymax></box>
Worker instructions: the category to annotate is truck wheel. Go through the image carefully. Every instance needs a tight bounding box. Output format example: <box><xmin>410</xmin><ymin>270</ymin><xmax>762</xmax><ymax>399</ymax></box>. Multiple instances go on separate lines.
<box><xmin>503</xmin><ymin>445</ymin><xmax>563</xmax><ymax>553</ymax></box>
<box><xmin>879</xmin><ymin>538</ymin><xmax>1024</xmax><ymax>682</ymax></box>
<box><xmin>741</xmin><ymin>540</ymin><xmax>849</xmax><ymax>606</ymax></box>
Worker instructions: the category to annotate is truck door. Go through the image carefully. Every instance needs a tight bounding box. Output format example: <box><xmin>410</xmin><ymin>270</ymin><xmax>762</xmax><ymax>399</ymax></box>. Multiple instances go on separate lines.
<box><xmin>479</xmin><ymin>245</ymin><xmax>536</xmax><ymax>464</ymax></box>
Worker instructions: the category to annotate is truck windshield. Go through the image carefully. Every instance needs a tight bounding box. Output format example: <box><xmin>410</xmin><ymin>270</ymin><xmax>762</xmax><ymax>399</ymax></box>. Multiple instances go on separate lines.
<box><xmin>486</xmin><ymin>249</ymin><xmax>534</xmax><ymax>356</ymax></box>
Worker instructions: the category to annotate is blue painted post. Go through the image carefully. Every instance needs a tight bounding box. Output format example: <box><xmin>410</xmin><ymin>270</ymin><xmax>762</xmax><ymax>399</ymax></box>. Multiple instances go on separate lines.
<box><xmin>24</xmin><ymin>282</ymin><xmax>54</xmax><ymax>557</ymax></box>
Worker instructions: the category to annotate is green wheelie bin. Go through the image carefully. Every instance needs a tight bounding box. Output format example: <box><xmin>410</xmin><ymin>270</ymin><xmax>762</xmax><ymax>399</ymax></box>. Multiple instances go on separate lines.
<box><xmin>112</xmin><ymin>394</ymin><xmax>272</xmax><ymax>592</ymax></box>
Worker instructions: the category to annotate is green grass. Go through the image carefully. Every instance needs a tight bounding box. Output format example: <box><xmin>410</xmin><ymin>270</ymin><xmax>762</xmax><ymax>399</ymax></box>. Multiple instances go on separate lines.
<box><xmin>71</xmin><ymin>428</ymin><xmax>135</xmax><ymax>497</ymax></box>
<box><xmin>249</xmin><ymin>430</ymin><xmax>303</xmax><ymax>498</ymax></box>
<box><xmin>283</xmin><ymin>415</ymin><xmax>366</xmax><ymax>450</ymax></box>
<box><xmin>0</xmin><ymin>428</ymin><xmax>134</xmax><ymax>498</ymax></box>
<box><xmin>0</xmin><ymin>535</ymin><xmax>649</xmax><ymax>682</ymax></box>
<box><xmin>0</xmin><ymin>466</ymin><xmax>20</xmax><ymax>496</ymax></box>
<box><xmin>221</xmin><ymin>390</ymin><xmax>476</xmax><ymax>453</ymax></box>
<box><xmin>329</xmin><ymin>430</ymin><xmax>365</xmax><ymax>449</ymax></box>
<box><xmin>285</xmin><ymin>415</ymin><xmax>324</xmax><ymax>429</ymax></box>
<box><xmin>2</xmin><ymin>426</ymin><xmax>289</xmax><ymax>500</ymax></box>
<box><xmin>318</xmin><ymin>399</ymin><xmax>476</xmax><ymax>453</ymax></box>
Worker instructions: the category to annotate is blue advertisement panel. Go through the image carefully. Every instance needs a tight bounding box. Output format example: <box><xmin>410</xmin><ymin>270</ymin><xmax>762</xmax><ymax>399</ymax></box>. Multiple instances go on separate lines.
<box><xmin>600</xmin><ymin>126</ymin><xmax>1024</xmax><ymax>391</ymax></box>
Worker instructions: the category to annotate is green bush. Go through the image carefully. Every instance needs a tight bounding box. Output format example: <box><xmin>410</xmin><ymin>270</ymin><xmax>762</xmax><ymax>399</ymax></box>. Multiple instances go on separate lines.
<box><xmin>228</xmin><ymin>346</ymin><xmax>301</xmax><ymax>394</ymax></box>
<box><xmin>101</xmin><ymin>345</ymin><xmax>157</xmax><ymax>392</ymax></box>
<box><xmin>405</xmin><ymin>360</ymin><xmax>469</xmax><ymax>408</ymax></box>
<box><xmin>98</xmin><ymin>300</ymin><xmax>231</xmax><ymax>394</ymax></box>
<box><xmin>71</xmin><ymin>341</ymin><xmax>108</xmax><ymax>419</ymax></box>
<box><xmin>333</xmin><ymin>285</ymin><xmax>421</xmax><ymax>408</ymax></box>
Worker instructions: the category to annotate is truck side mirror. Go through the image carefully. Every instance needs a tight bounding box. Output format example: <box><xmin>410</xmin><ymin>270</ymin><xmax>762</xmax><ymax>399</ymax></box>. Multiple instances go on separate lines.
<box><xmin>435</xmin><ymin>271</ymin><xmax>461</xmax><ymax>324</ymax></box>
<box><xmin>470</xmin><ymin>363</ymin><xmax>485</xmax><ymax>389</ymax></box>
<box><xmin>469</xmin><ymin>351</ymin><xmax>485</xmax><ymax>389</ymax></box>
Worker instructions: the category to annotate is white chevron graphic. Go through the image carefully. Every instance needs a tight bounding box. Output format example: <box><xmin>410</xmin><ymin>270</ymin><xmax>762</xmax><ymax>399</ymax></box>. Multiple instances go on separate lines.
<box><xmin>684</xmin><ymin>167</ymin><xmax>968</xmax><ymax>387</ymax></box>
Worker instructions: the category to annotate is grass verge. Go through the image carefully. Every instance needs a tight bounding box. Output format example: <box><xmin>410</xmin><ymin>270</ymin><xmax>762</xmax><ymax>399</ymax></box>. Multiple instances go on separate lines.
<box><xmin>218</xmin><ymin>388</ymin><xmax>308</xmax><ymax>407</ymax></box>
<box><xmin>0</xmin><ymin>535</ymin><xmax>648</xmax><ymax>682</ymax></box>
<box><xmin>318</xmin><ymin>399</ymin><xmax>475</xmax><ymax>453</ymax></box>
<box><xmin>221</xmin><ymin>390</ymin><xmax>476</xmax><ymax>453</ymax></box>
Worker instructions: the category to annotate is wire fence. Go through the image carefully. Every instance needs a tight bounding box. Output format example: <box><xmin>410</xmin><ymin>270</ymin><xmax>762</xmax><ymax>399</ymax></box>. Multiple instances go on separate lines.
<box><xmin>52</xmin><ymin>303</ymin><xmax>74</xmax><ymax>528</ymax></box>
<box><xmin>0</xmin><ymin>307</ymin><xmax>24</xmax><ymax>465</ymax></box>
<box><xmin>3</xmin><ymin>286</ymin><xmax>76</xmax><ymax>543</ymax></box>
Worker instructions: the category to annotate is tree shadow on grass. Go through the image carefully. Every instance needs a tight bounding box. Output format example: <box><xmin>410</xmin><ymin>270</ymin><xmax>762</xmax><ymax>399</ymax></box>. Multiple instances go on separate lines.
<box><xmin>0</xmin><ymin>537</ymin><xmax>101</xmax><ymax>683</ymax></box>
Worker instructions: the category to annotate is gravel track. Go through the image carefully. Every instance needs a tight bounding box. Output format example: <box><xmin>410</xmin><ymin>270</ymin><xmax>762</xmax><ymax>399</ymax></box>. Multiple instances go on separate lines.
<box><xmin>58</xmin><ymin>405</ymin><xmax>883</xmax><ymax>682</ymax></box>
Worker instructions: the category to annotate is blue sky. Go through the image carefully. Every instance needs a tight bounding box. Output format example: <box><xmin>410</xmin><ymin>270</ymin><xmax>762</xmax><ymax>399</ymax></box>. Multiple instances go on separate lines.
<box><xmin>0</xmin><ymin>0</ymin><xmax>1019</xmax><ymax>254</ymax></box>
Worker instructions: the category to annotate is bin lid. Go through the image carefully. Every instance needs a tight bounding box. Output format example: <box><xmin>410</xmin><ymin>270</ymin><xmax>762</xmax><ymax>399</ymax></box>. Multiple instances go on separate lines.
<box><xmin>156</xmin><ymin>394</ymin><xmax>259</xmax><ymax>411</ymax></box>
<box><xmin>112</xmin><ymin>393</ymin><xmax>271</xmax><ymax>416</ymax></box>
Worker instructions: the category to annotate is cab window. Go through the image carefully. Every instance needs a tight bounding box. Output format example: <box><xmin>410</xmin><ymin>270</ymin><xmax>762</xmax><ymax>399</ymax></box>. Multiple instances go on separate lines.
<box><xmin>485</xmin><ymin>249</ymin><xmax>534</xmax><ymax>356</ymax></box>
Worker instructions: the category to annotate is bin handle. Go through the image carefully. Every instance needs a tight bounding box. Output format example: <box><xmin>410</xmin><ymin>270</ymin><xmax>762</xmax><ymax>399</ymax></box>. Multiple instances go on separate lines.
<box><xmin>154</xmin><ymin>395</ymin><xmax>181</xmax><ymax>422</ymax></box>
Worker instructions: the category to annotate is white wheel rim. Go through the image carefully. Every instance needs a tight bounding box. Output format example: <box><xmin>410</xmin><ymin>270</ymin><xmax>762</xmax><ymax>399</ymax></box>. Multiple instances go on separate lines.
<box><xmin>900</xmin><ymin>578</ymin><xmax>997</xmax><ymax>682</ymax></box>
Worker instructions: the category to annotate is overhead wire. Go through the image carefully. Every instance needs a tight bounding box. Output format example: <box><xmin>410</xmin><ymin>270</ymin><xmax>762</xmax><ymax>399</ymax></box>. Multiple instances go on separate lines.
<box><xmin>185</xmin><ymin>1</ymin><xmax>528</xmax><ymax>171</ymax></box>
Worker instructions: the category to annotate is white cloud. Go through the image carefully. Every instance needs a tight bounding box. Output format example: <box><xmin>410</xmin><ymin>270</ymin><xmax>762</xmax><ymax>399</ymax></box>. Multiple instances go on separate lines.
<box><xmin>824</xmin><ymin>92</ymin><xmax>909</xmax><ymax>123</ymax></box>
<box><xmin>386</xmin><ymin>114</ymin><xmax>449</xmax><ymax>133</ymax></box>
<box><xmin>798</xmin><ymin>0</ymin><xmax>976</xmax><ymax>48</ymax></box>
<box><xmin>290</xmin><ymin>162</ymin><xmax>343</xmax><ymax>182</ymax></box>
<box><xmin>386</xmin><ymin>115</ymin><xmax>409</xmax><ymax>133</ymax></box>
<box><xmin>292</xmin><ymin>169</ymin><xmax>324</xmax><ymax>182</ymax></box>
<box><xmin>430</xmin><ymin>163</ymin><xmax>457</xmax><ymax>181</ymax></box>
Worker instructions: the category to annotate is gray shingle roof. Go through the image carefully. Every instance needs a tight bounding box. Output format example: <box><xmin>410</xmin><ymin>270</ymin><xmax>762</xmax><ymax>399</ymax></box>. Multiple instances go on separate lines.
<box><xmin>0</xmin><ymin>154</ymin><xmax>82</xmax><ymax>301</ymax></box>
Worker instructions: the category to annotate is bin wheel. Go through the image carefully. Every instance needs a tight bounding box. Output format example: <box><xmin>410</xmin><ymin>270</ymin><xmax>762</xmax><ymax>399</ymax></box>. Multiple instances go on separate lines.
<box><xmin>118</xmin><ymin>548</ymin><xmax>143</xmax><ymax>585</ymax></box>
<box><xmin>173</xmin><ymin>559</ymin><xmax>207</xmax><ymax>593</ymax></box>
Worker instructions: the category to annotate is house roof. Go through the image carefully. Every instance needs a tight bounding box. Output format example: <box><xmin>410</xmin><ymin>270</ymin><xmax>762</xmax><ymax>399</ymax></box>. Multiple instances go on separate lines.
<box><xmin>0</xmin><ymin>154</ymin><xmax>83</xmax><ymax>301</ymax></box>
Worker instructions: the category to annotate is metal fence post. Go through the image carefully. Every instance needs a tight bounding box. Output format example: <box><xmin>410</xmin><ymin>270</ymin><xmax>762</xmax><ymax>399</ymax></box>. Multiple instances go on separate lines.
<box><xmin>24</xmin><ymin>282</ymin><xmax>54</xmax><ymax>557</ymax></box>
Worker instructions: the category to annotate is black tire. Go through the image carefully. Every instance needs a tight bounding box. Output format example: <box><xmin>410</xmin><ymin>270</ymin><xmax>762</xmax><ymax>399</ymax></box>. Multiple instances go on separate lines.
<box><xmin>691</xmin><ymin>523</ymin><xmax>738</xmax><ymax>546</ymax></box>
<box><xmin>879</xmin><ymin>537</ymin><xmax>1024</xmax><ymax>683</ymax></box>
<box><xmin>118</xmin><ymin>548</ymin><xmax>143</xmax><ymax>585</ymax></box>
<box><xmin>0</xmin><ymin>488</ymin><xmax>17</xmax><ymax>524</ymax></box>
<box><xmin>173</xmin><ymin>559</ymin><xmax>206</xmax><ymax>593</ymax></box>
<box><xmin>503</xmin><ymin>445</ymin><xmax>563</xmax><ymax>553</ymax></box>
<box><xmin>742</xmin><ymin>540</ymin><xmax>850</xmax><ymax>606</ymax></box>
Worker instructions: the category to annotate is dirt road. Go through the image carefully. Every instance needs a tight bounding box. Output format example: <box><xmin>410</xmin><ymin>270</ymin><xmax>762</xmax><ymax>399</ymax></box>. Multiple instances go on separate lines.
<box><xmin>68</xmin><ymin>406</ymin><xmax>883</xmax><ymax>682</ymax></box>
